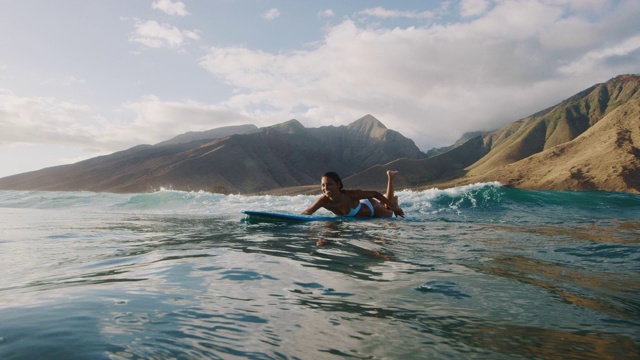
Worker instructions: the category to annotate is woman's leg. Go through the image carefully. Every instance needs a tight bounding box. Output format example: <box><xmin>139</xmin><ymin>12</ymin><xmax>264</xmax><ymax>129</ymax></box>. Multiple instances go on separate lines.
<box><xmin>385</xmin><ymin>170</ymin><xmax>398</xmax><ymax>206</ymax></box>
<box><xmin>372</xmin><ymin>170</ymin><xmax>400</xmax><ymax>217</ymax></box>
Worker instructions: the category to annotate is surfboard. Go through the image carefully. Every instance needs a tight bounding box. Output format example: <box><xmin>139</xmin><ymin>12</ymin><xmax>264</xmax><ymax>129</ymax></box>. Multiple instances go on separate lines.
<box><xmin>242</xmin><ymin>210</ymin><xmax>336</xmax><ymax>223</ymax></box>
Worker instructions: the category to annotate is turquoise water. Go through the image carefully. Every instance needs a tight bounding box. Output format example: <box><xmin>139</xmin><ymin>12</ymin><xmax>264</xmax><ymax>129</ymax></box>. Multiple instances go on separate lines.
<box><xmin>0</xmin><ymin>184</ymin><xmax>638</xmax><ymax>359</ymax></box>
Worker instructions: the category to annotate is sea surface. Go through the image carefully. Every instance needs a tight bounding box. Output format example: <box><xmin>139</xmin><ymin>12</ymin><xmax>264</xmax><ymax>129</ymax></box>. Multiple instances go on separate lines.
<box><xmin>0</xmin><ymin>184</ymin><xmax>639</xmax><ymax>360</ymax></box>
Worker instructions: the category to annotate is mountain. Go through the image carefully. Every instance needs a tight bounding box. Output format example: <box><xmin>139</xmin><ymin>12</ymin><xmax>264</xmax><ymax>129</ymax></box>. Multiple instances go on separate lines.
<box><xmin>0</xmin><ymin>115</ymin><xmax>424</xmax><ymax>193</ymax></box>
<box><xmin>344</xmin><ymin>135</ymin><xmax>490</xmax><ymax>189</ymax></box>
<box><xmin>425</xmin><ymin>131</ymin><xmax>487</xmax><ymax>158</ymax></box>
<box><xmin>155</xmin><ymin>124</ymin><xmax>257</xmax><ymax>146</ymax></box>
<box><xmin>461</xmin><ymin>94</ymin><xmax>640</xmax><ymax>192</ymax></box>
<box><xmin>344</xmin><ymin>74</ymin><xmax>639</xmax><ymax>194</ymax></box>
<box><xmin>467</xmin><ymin>74</ymin><xmax>640</xmax><ymax>177</ymax></box>
<box><xmin>1</xmin><ymin>75</ymin><xmax>638</xmax><ymax>194</ymax></box>
<box><xmin>411</xmin><ymin>74</ymin><xmax>639</xmax><ymax>194</ymax></box>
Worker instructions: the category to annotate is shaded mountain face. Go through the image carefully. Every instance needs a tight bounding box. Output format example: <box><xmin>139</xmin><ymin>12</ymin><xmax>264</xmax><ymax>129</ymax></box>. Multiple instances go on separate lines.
<box><xmin>0</xmin><ymin>115</ymin><xmax>424</xmax><ymax>193</ymax></box>
<box><xmin>344</xmin><ymin>135</ymin><xmax>491</xmax><ymax>190</ymax></box>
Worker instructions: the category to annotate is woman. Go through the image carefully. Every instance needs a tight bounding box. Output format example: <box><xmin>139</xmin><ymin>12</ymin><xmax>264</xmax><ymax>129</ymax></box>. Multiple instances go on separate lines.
<box><xmin>302</xmin><ymin>170</ymin><xmax>404</xmax><ymax>218</ymax></box>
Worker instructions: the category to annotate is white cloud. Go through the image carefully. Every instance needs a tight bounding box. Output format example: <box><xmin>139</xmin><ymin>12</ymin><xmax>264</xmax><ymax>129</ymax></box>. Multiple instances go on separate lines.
<box><xmin>0</xmin><ymin>91</ymin><xmax>251</xmax><ymax>152</ymax></box>
<box><xmin>123</xmin><ymin>96</ymin><xmax>252</xmax><ymax>142</ymax></box>
<box><xmin>262</xmin><ymin>8</ymin><xmax>281</xmax><ymax>21</ymax></box>
<box><xmin>319</xmin><ymin>9</ymin><xmax>335</xmax><ymax>18</ymax></box>
<box><xmin>152</xmin><ymin>0</ymin><xmax>189</xmax><ymax>17</ymax></box>
<box><xmin>0</xmin><ymin>91</ymin><xmax>104</xmax><ymax>147</ymax></box>
<box><xmin>129</xmin><ymin>20</ymin><xmax>200</xmax><ymax>49</ymax></box>
<box><xmin>199</xmin><ymin>0</ymin><xmax>640</xmax><ymax>148</ymax></box>
<box><xmin>0</xmin><ymin>64</ymin><xmax>11</xmax><ymax>81</ymax></box>
<box><xmin>460</xmin><ymin>0</ymin><xmax>491</xmax><ymax>18</ymax></box>
<box><xmin>559</xmin><ymin>35</ymin><xmax>640</xmax><ymax>75</ymax></box>
<box><xmin>359</xmin><ymin>7</ymin><xmax>434</xmax><ymax>19</ymax></box>
<box><xmin>62</xmin><ymin>76</ymin><xmax>86</xmax><ymax>86</ymax></box>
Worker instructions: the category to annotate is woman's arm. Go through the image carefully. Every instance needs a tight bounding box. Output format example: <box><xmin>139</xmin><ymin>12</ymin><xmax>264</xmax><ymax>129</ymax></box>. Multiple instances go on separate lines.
<box><xmin>302</xmin><ymin>196</ymin><xmax>327</xmax><ymax>215</ymax></box>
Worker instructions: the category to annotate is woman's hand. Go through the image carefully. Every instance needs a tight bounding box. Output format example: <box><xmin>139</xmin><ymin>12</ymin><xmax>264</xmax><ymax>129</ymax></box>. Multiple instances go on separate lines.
<box><xmin>393</xmin><ymin>206</ymin><xmax>404</xmax><ymax>218</ymax></box>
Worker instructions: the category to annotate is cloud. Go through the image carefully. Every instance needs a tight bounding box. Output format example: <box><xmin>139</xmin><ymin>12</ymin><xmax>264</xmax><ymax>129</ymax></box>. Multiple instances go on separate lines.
<box><xmin>0</xmin><ymin>91</ymin><xmax>251</xmax><ymax>152</ymax></box>
<box><xmin>129</xmin><ymin>19</ymin><xmax>200</xmax><ymax>49</ymax></box>
<box><xmin>0</xmin><ymin>63</ymin><xmax>11</xmax><ymax>81</ymax></box>
<box><xmin>559</xmin><ymin>34</ymin><xmax>640</xmax><ymax>75</ymax></box>
<box><xmin>123</xmin><ymin>96</ymin><xmax>253</xmax><ymax>142</ymax></box>
<box><xmin>152</xmin><ymin>0</ymin><xmax>189</xmax><ymax>17</ymax></box>
<box><xmin>262</xmin><ymin>8</ymin><xmax>280</xmax><ymax>21</ymax></box>
<box><xmin>62</xmin><ymin>76</ymin><xmax>86</xmax><ymax>86</ymax></box>
<box><xmin>3</xmin><ymin>0</ymin><xmax>639</xmax><ymax>172</ymax></box>
<box><xmin>460</xmin><ymin>0</ymin><xmax>491</xmax><ymax>18</ymax></box>
<box><xmin>199</xmin><ymin>0</ymin><xmax>640</xmax><ymax>148</ymax></box>
<box><xmin>359</xmin><ymin>6</ymin><xmax>434</xmax><ymax>19</ymax></box>
<box><xmin>0</xmin><ymin>91</ymin><xmax>104</xmax><ymax>147</ymax></box>
<box><xmin>319</xmin><ymin>9</ymin><xmax>335</xmax><ymax>18</ymax></box>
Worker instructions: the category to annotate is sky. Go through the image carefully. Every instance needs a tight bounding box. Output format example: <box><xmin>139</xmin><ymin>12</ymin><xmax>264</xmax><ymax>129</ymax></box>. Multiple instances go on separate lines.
<box><xmin>1</xmin><ymin>0</ymin><xmax>639</xmax><ymax>178</ymax></box>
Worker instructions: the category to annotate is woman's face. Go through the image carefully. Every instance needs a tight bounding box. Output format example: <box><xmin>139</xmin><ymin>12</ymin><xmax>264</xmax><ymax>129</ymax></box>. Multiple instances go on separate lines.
<box><xmin>321</xmin><ymin>176</ymin><xmax>341</xmax><ymax>198</ymax></box>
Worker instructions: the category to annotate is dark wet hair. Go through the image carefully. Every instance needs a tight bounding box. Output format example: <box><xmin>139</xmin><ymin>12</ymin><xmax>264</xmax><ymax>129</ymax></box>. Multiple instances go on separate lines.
<box><xmin>322</xmin><ymin>171</ymin><xmax>344</xmax><ymax>192</ymax></box>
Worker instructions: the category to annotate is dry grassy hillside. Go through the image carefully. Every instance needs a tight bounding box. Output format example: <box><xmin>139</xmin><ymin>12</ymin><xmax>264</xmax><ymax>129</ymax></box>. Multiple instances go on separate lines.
<box><xmin>456</xmin><ymin>98</ymin><xmax>640</xmax><ymax>193</ymax></box>
<box><xmin>467</xmin><ymin>75</ymin><xmax>640</xmax><ymax>177</ymax></box>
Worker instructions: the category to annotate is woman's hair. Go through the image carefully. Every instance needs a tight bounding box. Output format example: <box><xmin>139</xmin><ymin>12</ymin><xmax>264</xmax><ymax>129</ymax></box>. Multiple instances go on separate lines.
<box><xmin>322</xmin><ymin>171</ymin><xmax>344</xmax><ymax>192</ymax></box>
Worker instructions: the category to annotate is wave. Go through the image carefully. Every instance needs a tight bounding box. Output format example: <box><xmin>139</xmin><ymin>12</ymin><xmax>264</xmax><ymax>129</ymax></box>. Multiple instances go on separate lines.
<box><xmin>1</xmin><ymin>184</ymin><xmax>639</xmax><ymax>219</ymax></box>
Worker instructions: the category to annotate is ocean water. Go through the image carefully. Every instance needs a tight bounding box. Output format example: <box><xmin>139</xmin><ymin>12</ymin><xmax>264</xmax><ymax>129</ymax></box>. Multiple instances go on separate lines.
<box><xmin>0</xmin><ymin>184</ymin><xmax>638</xmax><ymax>360</ymax></box>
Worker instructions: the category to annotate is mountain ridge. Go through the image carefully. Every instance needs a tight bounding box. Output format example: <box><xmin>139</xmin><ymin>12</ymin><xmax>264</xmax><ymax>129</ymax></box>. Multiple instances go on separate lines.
<box><xmin>156</xmin><ymin>124</ymin><xmax>257</xmax><ymax>146</ymax></box>
<box><xmin>468</xmin><ymin>74</ymin><xmax>640</xmax><ymax>176</ymax></box>
<box><xmin>0</xmin><ymin>74</ymin><xmax>638</xmax><ymax>194</ymax></box>
<box><xmin>0</xmin><ymin>115</ymin><xmax>424</xmax><ymax>193</ymax></box>
<box><xmin>460</xmin><ymin>96</ymin><xmax>640</xmax><ymax>192</ymax></box>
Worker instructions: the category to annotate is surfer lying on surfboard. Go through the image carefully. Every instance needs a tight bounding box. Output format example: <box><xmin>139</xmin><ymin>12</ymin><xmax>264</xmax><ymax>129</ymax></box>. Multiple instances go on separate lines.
<box><xmin>302</xmin><ymin>170</ymin><xmax>404</xmax><ymax>218</ymax></box>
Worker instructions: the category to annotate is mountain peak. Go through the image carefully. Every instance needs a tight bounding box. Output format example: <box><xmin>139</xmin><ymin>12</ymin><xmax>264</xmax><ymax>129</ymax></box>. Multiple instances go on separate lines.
<box><xmin>156</xmin><ymin>124</ymin><xmax>258</xmax><ymax>146</ymax></box>
<box><xmin>267</xmin><ymin>119</ymin><xmax>306</xmax><ymax>134</ymax></box>
<box><xmin>348</xmin><ymin>114</ymin><xmax>388</xmax><ymax>139</ymax></box>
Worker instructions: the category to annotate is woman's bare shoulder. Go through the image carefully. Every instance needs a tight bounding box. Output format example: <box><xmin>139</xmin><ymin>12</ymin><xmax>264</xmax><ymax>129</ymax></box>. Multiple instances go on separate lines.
<box><xmin>344</xmin><ymin>189</ymin><xmax>373</xmax><ymax>198</ymax></box>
